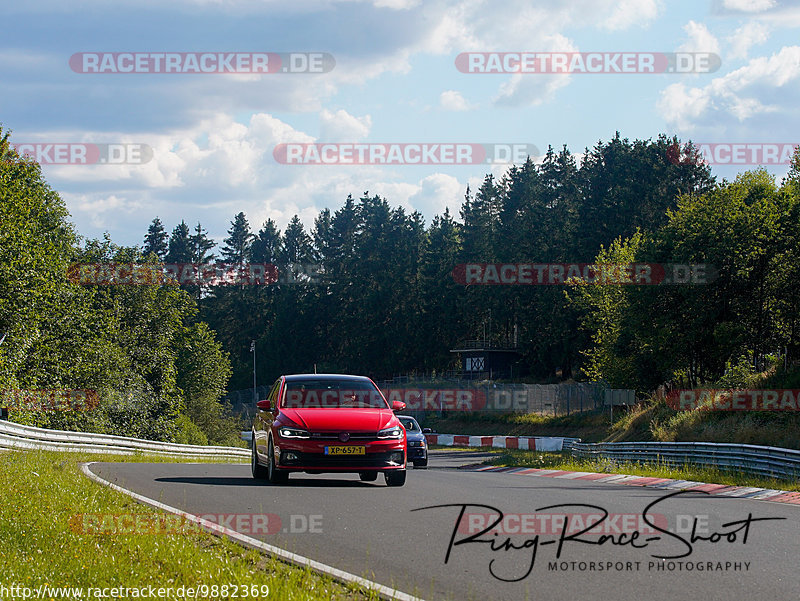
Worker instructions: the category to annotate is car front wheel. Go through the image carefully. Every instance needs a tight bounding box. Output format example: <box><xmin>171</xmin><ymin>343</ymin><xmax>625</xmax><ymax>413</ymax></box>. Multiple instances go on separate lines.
<box><xmin>267</xmin><ymin>438</ymin><xmax>289</xmax><ymax>484</ymax></box>
<box><xmin>251</xmin><ymin>436</ymin><xmax>268</xmax><ymax>480</ymax></box>
<box><xmin>384</xmin><ymin>470</ymin><xmax>406</xmax><ymax>487</ymax></box>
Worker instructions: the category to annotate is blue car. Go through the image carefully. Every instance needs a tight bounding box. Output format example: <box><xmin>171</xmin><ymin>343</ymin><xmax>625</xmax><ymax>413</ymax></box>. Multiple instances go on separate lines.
<box><xmin>398</xmin><ymin>415</ymin><xmax>430</xmax><ymax>468</ymax></box>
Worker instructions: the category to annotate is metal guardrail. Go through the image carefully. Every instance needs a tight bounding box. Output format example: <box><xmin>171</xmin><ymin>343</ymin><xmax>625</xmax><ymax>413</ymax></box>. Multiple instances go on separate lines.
<box><xmin>565</xmin><ymin>440</ymin><xmax>800</xmax><ymax>481</ymax></box>
<box><xmin>0</xmin><ymin>420</ymin><xmax>250</xmax><ymax>459</ymax></box>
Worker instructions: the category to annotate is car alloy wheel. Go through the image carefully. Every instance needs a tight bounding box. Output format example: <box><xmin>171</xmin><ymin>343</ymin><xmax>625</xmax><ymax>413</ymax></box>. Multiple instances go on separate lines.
<box><xmin>267</xmin><ymin>438</ymin><xmax>289</xmax><ymax>484</ymax></box>
<box><xmin>251</xmin><ymin>436</ymin><xmax>268</xmax><ymax>480</ymax></box>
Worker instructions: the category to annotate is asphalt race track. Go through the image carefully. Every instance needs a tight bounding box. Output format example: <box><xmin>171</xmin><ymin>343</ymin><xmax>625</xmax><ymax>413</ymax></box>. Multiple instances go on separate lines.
<box><xmin>88</xmin><ymin>451</ymin><xmax>799</xmax><ymax>601</ymax></box>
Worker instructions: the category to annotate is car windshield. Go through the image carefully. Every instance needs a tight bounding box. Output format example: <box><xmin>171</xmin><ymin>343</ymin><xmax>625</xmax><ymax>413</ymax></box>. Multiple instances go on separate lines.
<box><xmin>399</xmin><ymin>418</ymin><xmax>419</xmax><ymax>431</ymax></box>
<box><xmin>282</xmin><ymin>379</ymin><xmax>389</xmax><ymax>409</ymax></box>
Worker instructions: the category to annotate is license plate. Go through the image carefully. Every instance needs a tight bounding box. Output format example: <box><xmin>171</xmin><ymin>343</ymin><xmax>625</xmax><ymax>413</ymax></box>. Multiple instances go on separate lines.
<box><xmin>324</xmin><ymin>446</ymin><xmax>365</xmax><ymax>455</ymax></box>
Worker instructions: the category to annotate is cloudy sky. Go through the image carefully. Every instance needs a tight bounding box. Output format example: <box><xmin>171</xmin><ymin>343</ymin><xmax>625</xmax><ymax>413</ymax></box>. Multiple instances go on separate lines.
<box><xmin>3</xmin><ymin>0</ymin><xmax>799</xmax><ymax>247</ymax></box>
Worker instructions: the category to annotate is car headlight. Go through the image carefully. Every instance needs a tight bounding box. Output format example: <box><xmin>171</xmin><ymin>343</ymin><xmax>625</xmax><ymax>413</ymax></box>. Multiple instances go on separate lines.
<box><xmin>408</xmin><ymin>441</ymin><xmax>425</xmax><ymax>447</ymax></box>
<box><xmin>278</xmin><ymin>426</ymin><xmax>310</xmax><ymax>439</ymax></box>
<box><xmin>378</xmin><ymin>426</ymin><xmax>403</xmax><ymax>439</ymax></box>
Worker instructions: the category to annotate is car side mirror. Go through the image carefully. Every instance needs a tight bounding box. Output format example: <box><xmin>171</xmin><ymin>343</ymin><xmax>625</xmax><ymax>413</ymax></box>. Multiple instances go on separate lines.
<box><xmin>256</xmin><ymin>399</ymin><xmax>272</xmax><ymax>411</ymax></box>
<box><xmin>422</xmin><ymin>428</ymin><xmax>432</xmax><ymax>434</ymax></box>
<box><xmin>391</xmin><ymin>400</ymin><xmax>406</xmax><ymax>412</ymax></box>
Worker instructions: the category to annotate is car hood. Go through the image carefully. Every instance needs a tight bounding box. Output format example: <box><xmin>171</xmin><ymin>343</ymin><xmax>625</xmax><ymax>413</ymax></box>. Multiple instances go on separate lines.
<box><xmin>279</xmin><ymin>407</ymin><xmax>398</xmax><ymax>432</ymax></box>
<box><xmin>404</xmin><ymin>430</ymin><xmax>426</xmax><ymax>442</ymax></box>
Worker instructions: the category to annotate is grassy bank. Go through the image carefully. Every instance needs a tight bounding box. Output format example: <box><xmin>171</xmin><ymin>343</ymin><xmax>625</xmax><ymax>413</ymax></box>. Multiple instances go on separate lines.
<box><xmin>0</xmin><ymin>450</ymin><xmax>379</xmax><ymax>600</ymax></box>
<box><xmin>419</xmin><ymin>398</ymin><xmax>800</xmax><ymax>451</ymax></box>
<box><xmin>607</xmin><ymin>400</ymin><xmax>800</xmax><ymax>449</ymax></box>
<box><xmin>417</xmin><ymin>364</ymin><xmax>800</xmax><ymax>450</ymax></box>
<box><xmin>422</xmin><ymin>410</ymin><xmax>612</xmax><ymax>441</ymax></box>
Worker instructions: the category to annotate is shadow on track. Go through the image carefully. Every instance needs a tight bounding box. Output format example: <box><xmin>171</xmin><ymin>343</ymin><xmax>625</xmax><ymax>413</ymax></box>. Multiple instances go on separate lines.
<box><xmin>155</xmin><ymin>475</ymin><xmax>380</xmax><ymax>488</ymax></box>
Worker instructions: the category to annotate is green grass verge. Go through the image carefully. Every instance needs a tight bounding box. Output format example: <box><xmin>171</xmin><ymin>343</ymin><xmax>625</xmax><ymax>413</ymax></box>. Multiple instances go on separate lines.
<box><xmin>478</xmin><ymin>448</ymin><xmax>800</xmax><ymax>492</ymax></box>
<box><xmin>0</xmin><ymin>450</ymin><xmax>382</xmax><ymax>600</ymax></box>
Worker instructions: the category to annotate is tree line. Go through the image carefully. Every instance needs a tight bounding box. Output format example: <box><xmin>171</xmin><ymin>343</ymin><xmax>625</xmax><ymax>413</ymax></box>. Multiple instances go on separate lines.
<box><xmin>0</xmin><ymin>128</ymin><xmax>235</xmax><ymax>444</ymax></box>
<box><xmin>3</xmin><ymin>125</ymin><xmax>798</xmax><ymax>445</ymax></box>
<box><xmin>142</xmin><ymin>133</ymin><xmax>732</xmax><ymax>393</ymax></box>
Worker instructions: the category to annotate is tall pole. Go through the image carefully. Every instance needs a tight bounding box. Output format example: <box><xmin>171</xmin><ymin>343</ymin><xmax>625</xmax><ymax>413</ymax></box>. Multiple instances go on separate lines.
<box><xmin>250</xmin><ymin>340</ymin><xmax>257</xmax><ymax>402</ymax></box>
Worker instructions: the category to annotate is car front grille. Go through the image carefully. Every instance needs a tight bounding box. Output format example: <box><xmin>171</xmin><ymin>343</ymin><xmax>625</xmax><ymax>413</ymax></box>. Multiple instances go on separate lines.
<box><xmin>309</xmin><ymin>432</ymin><xmax>379</xmax><ymax>440</ymax></box>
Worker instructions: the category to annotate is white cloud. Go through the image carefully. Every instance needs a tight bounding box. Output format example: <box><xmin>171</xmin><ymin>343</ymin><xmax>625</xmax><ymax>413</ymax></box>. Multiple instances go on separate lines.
<box><xmin>599</xmin><ymin>0</ymin><xmax>660</xmax><ymax>31</ymax></box>
<box><xmin>723</xmin><ymin>0</ymin><xmax>776</xmax><ymax>12</ymax></box>
<box><xmin>413</xmin><ymin>0</ymin><xmax>663</xmax><ymax>54</ymax></box>
<box><xmin>727</xmin><ymin>22</ymin><xmax>770</xmax><ymax>60</ymax></box>
<box><xmin>406</xmin><ymin>173</ymin><xmax>463</xmax><ymax>217</ymax></box>
<box><xmin>440</xmin><ymin>90</ymin><xmax>473</xmax><ymax>111</ymax></box>
<box><xmin>65</xmin><ymin>193</ymin><xmax>141</xmax><ymax>229</ymax></box>
<box><xmin>677</xmin><ymin>21</ymin><xmax>720</xmax><ymax>55</ymax></box>
<box><xmin>372</xmin><ymin>0</ymin><xmax>421</xmax><ymax>8</ymax></box>
<box><xmin>5</xmin><ymin>0</ymin><xmax>673</xmax><ymax>134</ymax></box>
<box><xmin>657</xmin><ymin>84</ymin><xmax>711</xmax><ymax>131</ymax></box>
<box><xmin>491</xmin><ymin>34</ymin><xmax>576</xmax><ymax>107</ymax></box>
<box><xmin>657</xmin><ymin>46</ymin><xmax>800</xmax><ymax>131</ymax></box>
<box><xmin>493</xmin><ymin>73</ymin><xmax>571</xmax><ymax>107</ymax></box>
<box><xmin>358</xmin><ymin>0</ymin><xmax>665</xmax><ymax>105</ymax></box>
<box><xmin>46</xmin><ymin>111</ymin><xmax>480</xmax><ymax>242</ymax></box>
<box><xmin>318</xmin><ymin>109</ymin><xmax>372</xmax><ymax>141</ymax></box>
<box><xmin>40</xmin><ymin>112</ymin><xmax>314</xmax><ymax>197</ymax></box>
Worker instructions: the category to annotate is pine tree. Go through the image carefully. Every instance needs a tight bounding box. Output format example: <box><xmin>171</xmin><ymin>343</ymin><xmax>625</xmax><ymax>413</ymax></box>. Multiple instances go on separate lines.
<box><xmin>143</xmin><ymin>217</ymin><xmax>168</xmax><ymax>260</ymax></box>
<box><xmin>251</xmin><ymin>219</ymin><xmax>282</xmax><ymax>264</ymax></box>
<box><xmin>221</xmin><ymin>212</ymin><xmax>254</xmax><ymax>264</ymax></box>
<box><xmin>165</xmin><ymin>221</ymin><xmax>192</xmax><ymax>264</ymax></box>
<box><xmin>460</xmin><ymin>175</ymin><xmax>499</xmax><ymax>262</ymax></box>
<box><xmin>311</xmin><ymin>209</ymin><xmax>332</xmax><ymax>266</ymax></box>
<box><xmin>190</xmin><ymin>222</ymin><xmax>216</xmax><ymax>264</ymax></box>
<box><xmin>280</xmin><ymin>215</ymin><xmax>313</xmax><ymax>265</ymax></box>
<box><xmin>329</xmin><ymin>195</ymin><xmax>359</xmax><ymax>277</ymax></box>
<box><xmin>420</xmin><ymin>208</ymin><xmax>464</xmax><ymax>368</ymax></box>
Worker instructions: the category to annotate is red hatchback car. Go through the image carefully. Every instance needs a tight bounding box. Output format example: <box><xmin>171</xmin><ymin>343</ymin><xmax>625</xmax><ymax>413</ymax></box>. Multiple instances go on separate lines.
<box><xmin>251</xmin><ymin>374</ymin><xmax>408</xmax><ymax>486</ymax></box>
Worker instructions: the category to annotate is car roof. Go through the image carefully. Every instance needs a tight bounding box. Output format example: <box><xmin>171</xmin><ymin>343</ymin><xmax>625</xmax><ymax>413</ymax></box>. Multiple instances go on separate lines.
<box><xmin>283</xmin><ymin>374</ymin><xmax>374</xmax><ymax>382</ymax></box>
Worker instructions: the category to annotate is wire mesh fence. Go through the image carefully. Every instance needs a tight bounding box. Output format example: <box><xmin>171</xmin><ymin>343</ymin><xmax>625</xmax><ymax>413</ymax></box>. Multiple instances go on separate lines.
<box><xmin>224</xmin><ymin>379</ymin><xmax>633</xmax><ymax>422</ymax></box>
